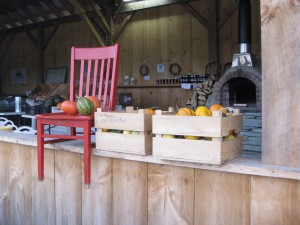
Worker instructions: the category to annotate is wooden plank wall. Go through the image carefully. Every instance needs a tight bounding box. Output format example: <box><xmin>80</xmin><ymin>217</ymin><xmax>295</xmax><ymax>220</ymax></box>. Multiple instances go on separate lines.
<box><xmin>261</xmin><ymin>0</ymin><xmax>300</xmax><ymax>167</ymax></box>
<box><xmin>1</xmin><ymin>143</ymin><xmax>299</xmax><ymax>225</ymax></box>
<box><xmin>0</xmin><ymin>0</ymin><xmax>261</xmax><ymax>110</ymax></box>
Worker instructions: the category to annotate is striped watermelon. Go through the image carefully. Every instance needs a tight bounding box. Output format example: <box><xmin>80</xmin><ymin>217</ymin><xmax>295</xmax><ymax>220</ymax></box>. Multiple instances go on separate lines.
<box><xmin>76</xmin><ymin>97</ymin><xmax>94</xmax><ymax>115</ymax></box>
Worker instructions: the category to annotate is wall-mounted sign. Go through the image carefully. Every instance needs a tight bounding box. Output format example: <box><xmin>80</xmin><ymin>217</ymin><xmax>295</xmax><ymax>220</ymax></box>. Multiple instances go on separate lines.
<box><xmin>11</xmin><ymin>68</ymin><xmax>26</xmax><ymax>84</ymax></box>
<box><xmin>156</xmin><ymin>64</ymin><xmax>165</xmax><ymax>74</ymax></box>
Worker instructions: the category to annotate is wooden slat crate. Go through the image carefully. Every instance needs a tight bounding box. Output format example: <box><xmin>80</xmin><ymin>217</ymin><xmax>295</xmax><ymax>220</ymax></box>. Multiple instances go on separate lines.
<box><xmin>152</xmin><ymin>109</ymin><xmax>243</xmax><ymax>164</ymax></box>
<box><xmin>95</xmin><ymin>107</ymin><xmax>174</xmax><ymax>155</ymax></box>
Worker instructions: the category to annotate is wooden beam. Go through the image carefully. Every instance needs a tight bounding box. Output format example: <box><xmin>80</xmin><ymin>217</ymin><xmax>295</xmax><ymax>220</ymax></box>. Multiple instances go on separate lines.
<box><xmin>217</xmin><ymin>1</ymin><xmax>238</xmax><ymax>31</ymax></box>
<box><xmin>0</xmin><ymin>35</ymin><xmax>14</xmax><ymax>65</ymax></box>
<box><xmin>43</xmin><ymin>25</ymin><xmax>59</xmax><ymax>50</ymax></box>
<box><xmin>44</xmin><ymin>1</ymin><xmax>65</xmax><ymax>18</ymax></box>
<box><xmin>117</xmin><ymin>0</ymin><xmax>195</xmax><ymax>14</ymax></box>
<box><xmin>20</xmin><ymin>7</ymin><xmax>40</xmax><ymax>23</ymax></box>
<box><xmin>0</xmin><ymin>14</ymin><xmax>82</xmax><ymax>35</ymax></box>
<box><xmin>73</xmin><ymin>0</ymin><xmax>105</xmax><ymax>46</ymax></box>
<box><xmin>181</xmin><ymin>2</ymin><xmax>209</xmax><ymax>30</ymax></box>
<box><xmin>114</xmin><ymin>11</ymin><xmax>136</xmax><ymax>42</ymax></box>
<box><xmin>90</xmin><ymin>18</ymin><xmax>107</xmax><ymax>41</ymax></box>
<box><xmin>91</xmin><ymin>0</ymin><xmax>110</xmax><ymax>33</ymax></box>
<box><xmin>59</xmin><ymin>0</ymin><xmax>76</xmax><ymax>14</ymax></box>
<box><xmin>6</xmin><ymin>11</ymin><xmax>28</xmax><ymax>26</ymax></box>
<box><xmin>0</xmin><ymin>13</ymin><xmax>17</xmax><ymax>28</ymax></box>
<box><xmin>25</xmin><ymin>30</ymin><xmax>38</xmax><ymax>48</ymax></box>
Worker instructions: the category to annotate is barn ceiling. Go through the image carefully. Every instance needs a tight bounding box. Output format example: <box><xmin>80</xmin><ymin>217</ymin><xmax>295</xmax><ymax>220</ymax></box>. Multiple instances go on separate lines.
<box><xmin>0</xmin><ymin>0</ymin><xmax>196</xmax><ymax>36</ymax></box>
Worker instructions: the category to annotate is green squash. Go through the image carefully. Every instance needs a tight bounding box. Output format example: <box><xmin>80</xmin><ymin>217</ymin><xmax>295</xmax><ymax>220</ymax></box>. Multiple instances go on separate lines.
<box><xmin>76</xmin><ymin>97</ymin><xmax>94</xmax><ymax>115</ymax></box>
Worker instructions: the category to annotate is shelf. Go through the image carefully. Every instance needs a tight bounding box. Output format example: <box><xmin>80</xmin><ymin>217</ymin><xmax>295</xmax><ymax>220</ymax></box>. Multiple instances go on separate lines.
<box><xmin>117</xmin><ymin>84</ymin><xmax>181</xmax><ymax>88</ymax></box>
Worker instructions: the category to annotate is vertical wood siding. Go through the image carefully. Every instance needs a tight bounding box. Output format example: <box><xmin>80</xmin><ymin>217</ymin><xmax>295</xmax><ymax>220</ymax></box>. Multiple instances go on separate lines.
<box><xmin>1</xmin><ymin>143</ymin><xmax>300</xmax><ymax>225</ymax></box>
<box><xmin>0</xmin><ymin>1</ymin><xmax>261</xmax><ymax>110</ymax></box>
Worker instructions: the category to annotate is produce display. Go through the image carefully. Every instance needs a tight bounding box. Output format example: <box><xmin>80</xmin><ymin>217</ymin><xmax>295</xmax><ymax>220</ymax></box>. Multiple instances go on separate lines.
<box><xmin>60</xmin><ymin>96</ymin><xmax>101</xmax><ymax>116</ymax></box>
<box><xmin>94</xmin><ymin>107</ymin><xmax>165</xmax><ymax>155</ymax></box>
<box><xmin>152</xmin><ymin>105</ymin><xmax>243</xmax><ymax>164</ymax></box>
<box><xmin>100</xmin><ymin>108</ymin><xmax>155</xmax><ymax>134</ymax></box>
<box><xmin>163</xmin><ymin>104</ymin><xmax>237</xmax><ymax>141</ymax></box>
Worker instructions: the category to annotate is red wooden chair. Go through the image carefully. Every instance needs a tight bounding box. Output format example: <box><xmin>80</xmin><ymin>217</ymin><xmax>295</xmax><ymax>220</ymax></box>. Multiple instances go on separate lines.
<box><xmin>36</xmin><ymin>43</ymin><xmax>120</xmax><ymax>186</ymax></box>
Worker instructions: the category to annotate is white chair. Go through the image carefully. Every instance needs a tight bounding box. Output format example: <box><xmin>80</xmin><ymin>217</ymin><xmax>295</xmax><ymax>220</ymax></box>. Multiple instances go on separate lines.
<box><xmin>14</xmin><ymin>126</ymin><xmax>37</xmax><ymax>135</ymax></box>
<box><xmin>0</xmin><ymin>117</ymin><xmax>17</xmax><ymax>131</ymax></box>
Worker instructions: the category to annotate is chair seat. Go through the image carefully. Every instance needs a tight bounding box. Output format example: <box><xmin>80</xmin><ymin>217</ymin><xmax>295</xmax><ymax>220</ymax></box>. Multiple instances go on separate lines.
<box><xmin>36</xmin><ymin>112</ymin><xmax>94</xmax><ymax>121</ymax></box>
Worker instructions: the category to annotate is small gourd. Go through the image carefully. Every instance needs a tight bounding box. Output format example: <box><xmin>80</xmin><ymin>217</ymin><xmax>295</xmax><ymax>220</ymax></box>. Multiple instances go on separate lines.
<box><xmin>85</xmin><ymin>96</ymin><xmax>101</xmax><ymax>112</ymax></box>
<box><xmin>176</xmin><ymin>107</ymin><xmax>196</xmax><ymax>116</ymax></box>
<box><xmin>61</xmin><ymin>100</ymin><xmax>78</xmax><ymax>115</ymax></box>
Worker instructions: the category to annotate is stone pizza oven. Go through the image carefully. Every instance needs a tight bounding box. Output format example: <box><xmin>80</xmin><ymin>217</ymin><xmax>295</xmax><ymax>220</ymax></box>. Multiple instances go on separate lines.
<box><xmin>213</xmin><ymin>65</ymin><xmax>262</xmax><ymax>109</ymax></box>
<box><xmin>213</xmin><ymin>0</ymin><xmax>262</xmax><ymax>110</ymax></box>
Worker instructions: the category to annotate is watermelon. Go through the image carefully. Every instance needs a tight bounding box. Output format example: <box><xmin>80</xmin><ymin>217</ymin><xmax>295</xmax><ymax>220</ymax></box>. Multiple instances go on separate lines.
<box><xmin>76</xmin><ymin>97</ymin><xmax>94</xmax><ymax>115</ymax></box>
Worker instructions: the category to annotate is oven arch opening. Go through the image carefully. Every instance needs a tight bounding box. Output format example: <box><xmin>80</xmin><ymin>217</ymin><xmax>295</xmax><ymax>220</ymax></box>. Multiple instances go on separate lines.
<box><xmin>229</xmin><ymin>77</ymin><xmax>256</xmax><ymax>106</ymax></box>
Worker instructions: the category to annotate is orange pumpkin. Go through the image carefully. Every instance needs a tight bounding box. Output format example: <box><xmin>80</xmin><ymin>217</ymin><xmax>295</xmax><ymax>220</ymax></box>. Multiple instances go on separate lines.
<box><xmin>85</xmin><ymin>96</ymin><xmax>101</xmax><ymax>112</ymax></box>
<box><xmin>145</xmin><ymin>108</ymin><xmax>155</xmax><ymax>115</ymax></box>
<box><xmin>210</xmin><ymin>104</ymin><xmax>227</xmax><ymax>114</ymax></box>
<box><xmin>176</xmin><ymin>107</ymin><xmax>196</xmax><ymax>116</ymax></box>
<box><xmin>61</xmin><ymin>100</ymin><xmax>78</xmax><ymax>115</ymax></box>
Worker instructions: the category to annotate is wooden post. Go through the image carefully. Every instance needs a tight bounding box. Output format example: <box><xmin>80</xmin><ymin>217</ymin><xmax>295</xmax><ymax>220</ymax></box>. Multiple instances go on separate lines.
<box><xmin>207</xmin><ymin>0</ymin><xmax>219</xmax><ymax>63</ymax></box>
<box><xmin>261</xmin><ymin>0</ymin><xmax>300</xmax><ymax>167</ymax></box>
<box><xmin>37</xmin><ymin>27</ymin><xmax>45</xmax><ymax>84</ymax></box>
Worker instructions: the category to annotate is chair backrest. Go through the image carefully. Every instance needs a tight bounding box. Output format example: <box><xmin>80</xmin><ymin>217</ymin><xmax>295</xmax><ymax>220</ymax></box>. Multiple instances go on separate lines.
<box><xmin>69</xmin><ymin>43</ymin><xmax>120</xmax><ymax>112</ymax></box>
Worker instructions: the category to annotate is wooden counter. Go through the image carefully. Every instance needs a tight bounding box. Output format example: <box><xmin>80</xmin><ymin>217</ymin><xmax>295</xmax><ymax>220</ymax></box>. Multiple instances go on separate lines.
<box><xmin>0</xmin><ymin>131</ymin><xmax>299</xmax><ymax>181</ymax></box>
<box><xmin>0</xmin><ymin>131</ymin><xmax>300</xmax><ymax>225</ymax></box>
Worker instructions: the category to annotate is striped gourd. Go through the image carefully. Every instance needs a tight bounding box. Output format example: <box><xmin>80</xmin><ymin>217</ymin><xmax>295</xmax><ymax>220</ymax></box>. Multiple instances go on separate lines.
<box><xmin>76</xmin><ymin>97</ymin><xmax>94</xmax><ymax>115</ymax></box>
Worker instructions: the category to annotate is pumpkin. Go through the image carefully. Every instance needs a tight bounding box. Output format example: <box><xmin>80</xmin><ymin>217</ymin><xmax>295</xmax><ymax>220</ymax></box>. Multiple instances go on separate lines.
<box><xmin>195</xmin><ymin>106</ymin><xmax>212</xmax><ymax>116</ymax></box>
<box><xmin>76</xmin><ymin>97</ymin><xmax>94</xmax><ymax>115</ymax></box>
<box><xmin>176</xmin><ymin>107</ymin><xmax>195</xmax><ymax>116</ymax></box>
<box><xmin>61</xmin><ymin>100</ymin><xmax>78</xmax><ymax>115</ymax></box>
<box><xmin>85</xmin><ymin>96</ymin><xmax>101</xmax><ymax>112</ymax></box>
<box><xmin>145</xmin><ymin>108</ymin><xmax>155</xmax><ymax>115</ymax></box>
<box><xmin>210</xmin><ymin>104</ymin><xmax>227</xmax><ymax>114</ymax></box>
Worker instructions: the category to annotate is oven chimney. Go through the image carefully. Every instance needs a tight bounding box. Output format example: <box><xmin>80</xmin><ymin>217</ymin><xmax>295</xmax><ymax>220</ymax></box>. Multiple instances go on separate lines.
<box><xmin>238</xmin><ymin>0</ymin><xmax>251</xmax><ymax>53</ymax></box>
<box><xmin>232</xmin><ymin>0</ymin><xmax>253</xmax><ymax>67</ymax></box>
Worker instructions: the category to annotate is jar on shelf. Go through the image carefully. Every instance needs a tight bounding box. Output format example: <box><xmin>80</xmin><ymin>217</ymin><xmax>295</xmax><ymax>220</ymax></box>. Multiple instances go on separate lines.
<box><xmin>130</xmin><ymin>76</ymin><xmax>136</xmax><ymax>85</ymax></box>
<box><xmin>123</xmin><ymin>74</ymin><xmax>130</xmax><ymax>85</ymax></box>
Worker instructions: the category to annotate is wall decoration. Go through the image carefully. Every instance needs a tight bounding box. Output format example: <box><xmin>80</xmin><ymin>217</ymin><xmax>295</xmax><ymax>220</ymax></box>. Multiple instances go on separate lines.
<box><xmin>11</xmin><ymin>68</ymin><xmax>26</xmax><ymax>84</ymax></box>
<box><xmin>139</xmin><ymin>64</ymin><xmax>149</xmax><ymax>76</ymax></box>
<box><xmin>169</xmin><ymin>63</ymin><xmax>182</xmax><ymax>76</ymax></box>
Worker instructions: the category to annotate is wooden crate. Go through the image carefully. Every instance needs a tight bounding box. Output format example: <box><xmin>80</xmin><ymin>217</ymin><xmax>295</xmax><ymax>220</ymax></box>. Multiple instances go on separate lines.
<box><xmin>95</xmin><ymin>107</ymin><xmax>174</xmax><ymax>155</ymax></box>
<box><xmin>152</xmin><ymin>109</ymin><xmax>243</xmax><ymax>164</ymax></box>
<box><xmin>29</xmin><ymin>84</ymin><xmax>58</xmax><ymax>98</ymax></box>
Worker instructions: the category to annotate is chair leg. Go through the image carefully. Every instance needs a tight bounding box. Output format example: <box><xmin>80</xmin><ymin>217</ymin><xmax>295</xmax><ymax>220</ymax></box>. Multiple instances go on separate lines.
<box><xmin>37</xmin><ymin>119</ymin><xmax>45</xmax><ymax>180</ymax></box>
<box><xmin>83</xmin><ymin>122</ymin><xmax>92</xmax><ymax>186</ymax></box>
